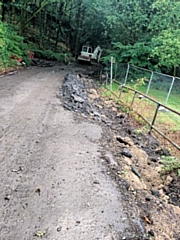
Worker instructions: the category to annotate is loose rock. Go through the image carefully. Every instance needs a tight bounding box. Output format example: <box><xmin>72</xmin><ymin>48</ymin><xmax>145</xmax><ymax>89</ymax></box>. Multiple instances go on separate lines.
<box><xmin>151</xmin><ymin>189</ymin><xmax>160</xmax><ymax>197</ymax></box>
<box><xmin>121</xmin><ymin>148</ymin><xmax>132</xmax><ymax>158</ymax></box>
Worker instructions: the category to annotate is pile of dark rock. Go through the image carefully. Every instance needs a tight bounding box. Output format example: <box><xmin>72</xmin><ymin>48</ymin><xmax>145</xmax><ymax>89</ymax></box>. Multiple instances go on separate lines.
<box><xmin>61</xmin><ymin>73</ymin><xmax>98</xmax><ymax>116</ymax></box>
<box><xmin>60</xmin><ymin>73</ymin><xmax>180</xmax><ymax>209</ymax></box>
<box><xmin>31</xmin><ymin>58</ymin><xmax>54</xmax><ymax>67</ymax></box>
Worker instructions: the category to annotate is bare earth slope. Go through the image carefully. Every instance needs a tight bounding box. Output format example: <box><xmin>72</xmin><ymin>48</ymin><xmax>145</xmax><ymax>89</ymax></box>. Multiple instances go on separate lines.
<box><xmin>0</xmin><ymin>65</ymin><xmax>146</xmax><ymax>240</ymax></box>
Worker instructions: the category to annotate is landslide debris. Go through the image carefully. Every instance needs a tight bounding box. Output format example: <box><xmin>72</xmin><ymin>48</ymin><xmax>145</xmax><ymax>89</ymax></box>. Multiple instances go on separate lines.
<box><xmin>60</xmin><ymin>72</ymin><xmax>180</xmax><ymax>240</ymax></box>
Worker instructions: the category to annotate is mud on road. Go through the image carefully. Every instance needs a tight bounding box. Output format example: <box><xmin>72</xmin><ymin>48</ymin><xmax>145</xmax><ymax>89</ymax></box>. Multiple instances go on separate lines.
<box><xmin>0</xmin><ymin>64</ymin><xmax>148</xmax><ymax>240</ymax></box>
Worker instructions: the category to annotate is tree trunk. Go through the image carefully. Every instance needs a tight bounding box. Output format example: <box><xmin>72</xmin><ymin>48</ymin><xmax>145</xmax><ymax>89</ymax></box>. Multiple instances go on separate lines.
<box><xmin>173</xmin><ymin>65</ymin><xmax>176</xmax><ymax>77</ymax></box>
<box><xmin>55</xmin><ymin>27</ymin><xmax>60</xmax><ymax>51</ymax></box>
<box><xmin>18</xmin><ymin>0</ymin><xmax>49</xmax><ymax>35</ymax></box>
<box><xmin>1</xmin><ymin>0</ymin><xmax>6</xmax><ymax>22</ymax></box>
<box><xmin>54</xmin><ymin>2</ymin><xmax>65</xmax><ymax>51</ymax></box>
<box><xmin>39</xmin><ymin>10</ymin><xmax>43</xmax><ymax>48</ymax></box>
<box><xmin>73</xmin><ymin>0</ymin><xmax>83</xmax><ymax>57</ymax></box>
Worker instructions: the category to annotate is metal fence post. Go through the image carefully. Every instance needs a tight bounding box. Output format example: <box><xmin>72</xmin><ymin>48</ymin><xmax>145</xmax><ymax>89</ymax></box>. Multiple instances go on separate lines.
<box><xmin>118</xmin><ymin>84</ymin><xmax>124</xmax><ymax>99</ymax></box>
<box><xmin>146</xmin><ymin>71</ymin><xmax>153</xmax><ymax>95</ymax></box>
<box><xmin>114</xmin><ymin>62</ymin><xmax>118</xmax><ymax>81</ymax></box>
<box><xmin>165</xmin><ymin>77</ymin><xmax>175</xmax><ymax>105</ymax></box>
<box><xmin>110</xmin><ymin>56</ymin><xmax>113</xmax><ymax>91</ymax></box>
<box><xmin>131</xmin><ymin>91</ymin><xmax>137</xmax><ymax>107</ymax></box>
<box><xmin>106</xmin><ymin>73</ymin><xmax>108</xmax><ymax>87</ymax></box>
<box><xmin>150</xmin><ymin>103</ymin><xmax>160</xmax><ymax>133</ymax></box>
<box><xmin>124</xmin><ymin>63</ymin><xmax>130</xmax><ymax>85</ymax></box>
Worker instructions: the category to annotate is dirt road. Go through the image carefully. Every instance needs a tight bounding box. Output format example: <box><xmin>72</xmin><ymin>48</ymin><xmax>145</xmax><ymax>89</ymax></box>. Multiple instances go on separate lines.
<box><xmin>0</xmin><ymin>65</ymin><xmax>146</xmax><ymax>240</ymax></box>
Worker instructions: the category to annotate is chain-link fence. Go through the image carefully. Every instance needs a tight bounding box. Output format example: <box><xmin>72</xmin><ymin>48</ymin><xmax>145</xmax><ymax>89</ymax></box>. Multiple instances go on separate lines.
<box><xmin>110</xmin><ymin>62</ymin><xmax>180</xmax><ymax>112</ymax></box>
<box><xmin>103</xmin><ymin>60</ymin><xmax>180</xmax><ymax>152</ymax></box>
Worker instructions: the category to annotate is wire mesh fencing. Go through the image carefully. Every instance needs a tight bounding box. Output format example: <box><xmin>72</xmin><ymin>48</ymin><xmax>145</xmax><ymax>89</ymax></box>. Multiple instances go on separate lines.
<box><xmin>103</xmin><ymin>60</ymin><xmax>180</xmax><ymax>153</ymax></box>
<box><xmin>110</xmin><ymin>62</ymin><xmax>180</xmax><ymax>111</ymax></box>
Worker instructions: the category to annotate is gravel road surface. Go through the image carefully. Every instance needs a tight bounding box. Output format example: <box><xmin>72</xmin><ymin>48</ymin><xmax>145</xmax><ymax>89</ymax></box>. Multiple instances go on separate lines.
<box><xmin>0</xmin><ymin>65</ymin><xmax>146</xmax><ymax>240</ymax></box>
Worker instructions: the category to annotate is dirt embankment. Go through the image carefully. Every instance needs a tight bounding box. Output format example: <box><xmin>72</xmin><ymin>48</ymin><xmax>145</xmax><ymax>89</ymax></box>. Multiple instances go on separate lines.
<box><xmin>60</xmin><ymin>70</ymin><xmax>180</xmax><ymax>240</ymax></box>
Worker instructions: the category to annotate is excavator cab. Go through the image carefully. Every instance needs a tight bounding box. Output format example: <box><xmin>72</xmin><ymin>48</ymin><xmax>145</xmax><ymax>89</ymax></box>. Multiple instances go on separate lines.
<box><xmin>78</xmin><ymin>45</ymin><xmax>102</xmax><ymax>64</ymax></box>
<box><xmin>82</xmin><ymin>46</ymin><xmax>93</xmax><ymax>53</ymax></box>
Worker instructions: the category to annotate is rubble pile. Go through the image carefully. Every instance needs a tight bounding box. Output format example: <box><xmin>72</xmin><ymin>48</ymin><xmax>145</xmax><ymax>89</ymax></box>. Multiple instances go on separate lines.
<box><xmin>61</xmin><ymin>73</ymin><xmax>100</xmax><ymax>117</ymax></box>
<box><xmin>31</xmin><ymin>58</ymin><xmax>54</xmax><ymax>67</ymax></box>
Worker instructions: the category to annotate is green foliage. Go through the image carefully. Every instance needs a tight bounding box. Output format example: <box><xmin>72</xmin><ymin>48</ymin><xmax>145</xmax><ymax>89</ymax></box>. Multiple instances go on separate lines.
<box><xmin>0</xmin><ymin>21</ymin><xmax>27</xmax><ymax>68</ymax></box>
<box><xmin>160</xmin><ymin>156</ymin><xmax>180</xmax><ymax>176</ymax></box>
<box><xmin>0</xmin><ymin>21</ymin><xmax>8</xmax><ymax>66</ymax></box>
<box><xmin>104</xmin><ymin>42</ymin><xmax>154</xmax><ymax>69</ymax></box>
<box><xmin>1</xmin><ymin>0</ymin><xmax>180</xmax><ymax>76</ymax></box>
<box><xmin>100</xmin><ymin>0</ymin><xmax>180</xmax><ymax>75</ymax></box>
<box><xmin>131</xmin><ymin>77</ymin><xmax>149</xmax><ymax>90</ymax></box>
<box><xmin>151</xmin><ymin>30</ymin><xmax>180</xmax><ymax>74</ymax></box>
<box><xmin>33</xmin><ymin>49</ymin><xmax>64</xmax><ymax>61</ymax></box>
<box><xmin>150</xmin><ymin>0</ymin><xmax>180</xmax><ymax>34</ymax></box>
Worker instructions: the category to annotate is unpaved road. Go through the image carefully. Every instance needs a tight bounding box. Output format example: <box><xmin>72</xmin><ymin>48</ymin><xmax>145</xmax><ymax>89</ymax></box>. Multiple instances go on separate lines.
<box><xmin>0</xmin><ymin>65</ymin><xmax>145</xmax><ymax>240</ymax></box>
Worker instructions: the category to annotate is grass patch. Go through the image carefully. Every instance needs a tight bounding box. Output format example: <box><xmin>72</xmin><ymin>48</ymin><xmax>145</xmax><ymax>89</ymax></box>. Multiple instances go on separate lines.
<box><xmin>101</xmin><ymin>82</ymin><xmax>180</xmax><ymax>156</ymax></box>
<box><xmin>128</xmin><ymin>84</ymin><xmax>180</xmax><ymax>112</ymax></box>
<box><xmin>104</xmin><ymin>82</ymin><xmax>180</xmax><ymax>127</ymax></box>
<box><xmin>160</xmin><ymin>156</ymin><xmax>180</xmax><ymax>176</ymax></box>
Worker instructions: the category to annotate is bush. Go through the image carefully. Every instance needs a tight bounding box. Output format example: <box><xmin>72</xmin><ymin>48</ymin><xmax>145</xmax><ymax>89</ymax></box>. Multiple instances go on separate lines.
<box><xmin>0</xmin><ymin>22</ymin><xmax>28</xmax><ymax>68</ymax></box>
<box><xmin>33</xmin><ymin>49</ymin><xmax>65</xmax><ymax>61</ymax></box>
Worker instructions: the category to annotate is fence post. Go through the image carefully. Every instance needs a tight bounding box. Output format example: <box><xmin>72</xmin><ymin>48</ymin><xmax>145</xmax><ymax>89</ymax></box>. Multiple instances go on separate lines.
<box><xmin>131</xmin><ymin>91</ymin><xmax>137</xmax><ymax>107</ymax></box>
<box><xmin>106</xmin><ymin>73</ymin><xmax>108</xmax><ymax>87</ymax></box>
<box><xmin>124</xmin><ymin>63</ymin><xmax>130</xmax><ymax>85</ymax></box>
<box><xmin>114</xmin><ymin>62</ymin><xmax>118</xmax><ymax>81</ymax></box>
<box><xmin>146</xmin><ymin>71</ymin><xmax>153</xmax><ymax>95</ymax></box>
<box><xmin>150</xmin><ymin>103</ymin><xmax>160</xmax><ymax>133</ymax></box>
<box><xmin>165</xmin><ymin>77</ymin><xmax>175</xmax><ymax>105</ymax></box>
<box><xmin>118</xmin><ymin>84</ymin><xmax>124</xmax><ymax>99</ymax></box>
<box><xmin>110</xmin><ymin>56</ymin><xmax>113</xmax><ymax>91</ymax></box>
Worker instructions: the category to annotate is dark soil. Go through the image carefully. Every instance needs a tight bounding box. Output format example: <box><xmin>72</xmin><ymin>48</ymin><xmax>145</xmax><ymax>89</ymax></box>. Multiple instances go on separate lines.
<box><xmin>165</xmin><ymin>173</ymin><xmax>180</xmax><ymax>206</ymax></box>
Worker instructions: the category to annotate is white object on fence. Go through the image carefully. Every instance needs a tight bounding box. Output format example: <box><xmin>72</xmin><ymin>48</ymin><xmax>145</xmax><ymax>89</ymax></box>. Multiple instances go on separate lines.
<box><xmin>146</xmin><ymin>71</ymin><xmax>153</xmax><ymax>95</ymax></box>
<box><xmin>165</xmin><ymin>77</ymin><xmax>175</xmax><ymax>105</ymax></box>
<box><xmin>124</xmin><ymin>63</ymin><xmax>130</xmax><ymax>85</ymax></box>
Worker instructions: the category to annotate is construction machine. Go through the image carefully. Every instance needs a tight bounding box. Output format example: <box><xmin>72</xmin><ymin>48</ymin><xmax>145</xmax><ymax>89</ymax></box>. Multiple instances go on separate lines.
<box><xmin>77</xmin><ymin>45</ymin><xmax>102</xmax><ymax>64</ymax></box>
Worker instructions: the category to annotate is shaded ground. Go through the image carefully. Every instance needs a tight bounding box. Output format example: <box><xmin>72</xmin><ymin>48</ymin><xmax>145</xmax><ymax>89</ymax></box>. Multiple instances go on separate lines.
<box><xmin>0</xmin><ymin>63</ymin><xmax>147</xmax><ymax>240</ymax></box>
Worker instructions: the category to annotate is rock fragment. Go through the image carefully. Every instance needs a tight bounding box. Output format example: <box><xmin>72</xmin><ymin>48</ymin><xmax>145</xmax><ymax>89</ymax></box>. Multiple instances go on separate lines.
<box><xmin>151</xmin><ymin>189</ymin><xmax>160</xmax><ymax>197</ymax></box>
<box><xmin>121</xmin><ymin>148</ymin><xmax>132</xmax><ymax>158</ymax></box>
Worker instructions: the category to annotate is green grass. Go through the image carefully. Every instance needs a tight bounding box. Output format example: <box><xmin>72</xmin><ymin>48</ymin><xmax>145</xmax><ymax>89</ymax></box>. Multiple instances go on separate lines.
<box><xmin>101</xmin><ymin>82</ymin><xmax>180</xmax><ymax>155</ymax></box>
<box><xmin>100</xmin><ymin>78</ymin><xmax>180</xmax><ymax>158</ymax></box>
<box><xmin>127</xmin><ymin>84</ymin><xmax>180</xmax><ymax>112</ymax></box>
<box><xmin>105</xmin><ymin>80</ymin><xmax>180</xmax><ymax>112</ymax></box>
<box><xmin>160</xmin><ymin>156</ymin><xmax>180</xmax><ymax>176</ymax></box>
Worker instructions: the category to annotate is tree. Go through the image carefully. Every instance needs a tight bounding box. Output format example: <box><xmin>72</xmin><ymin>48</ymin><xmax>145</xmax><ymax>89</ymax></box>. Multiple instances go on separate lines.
<box><xmin>1</xmin><ymin>0</ymin><xmax>180</xmax><ymax>76</ymax></box>
<box><xmin>148</xmin><ymin>0</ymin><xmax>180</xmax><ymax>75</ymax></box>
<box><xmin>151</xmin><ymin>30</ymin><xmax>180</xmax><ymax>76</ymax></box>
<box><xmin>0</xmin><ymin>20</ymin><xmax>27</xmax><ymax>68</ymax></box>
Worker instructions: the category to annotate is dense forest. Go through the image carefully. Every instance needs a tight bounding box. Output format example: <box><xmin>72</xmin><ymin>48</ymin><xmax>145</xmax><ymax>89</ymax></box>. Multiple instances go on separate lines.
<box><xmin>0</xmin><ymin>0</ymin><xmax>180</xmax><ymax>76</ymax></box>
